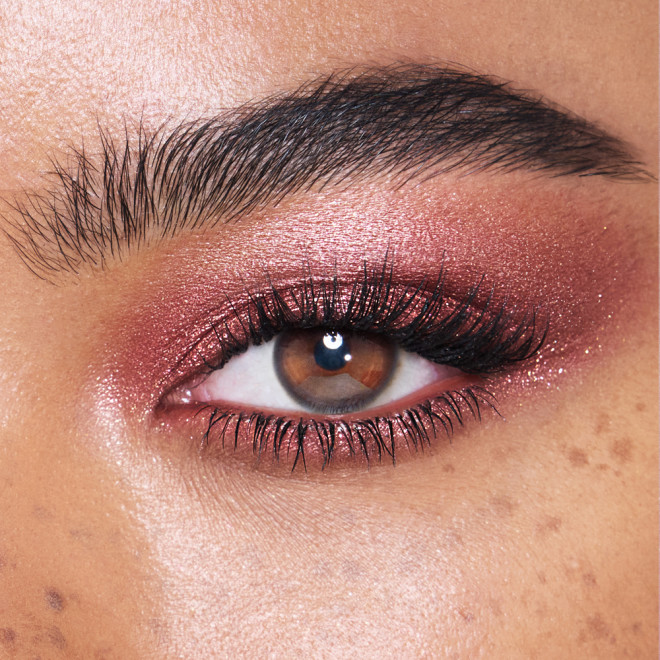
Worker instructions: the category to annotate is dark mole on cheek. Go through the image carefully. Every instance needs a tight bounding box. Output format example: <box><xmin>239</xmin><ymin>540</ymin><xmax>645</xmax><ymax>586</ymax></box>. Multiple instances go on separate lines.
<box><xmin>568</xmin><ymin>447</ymin><xmax>589</xmax><ymax>467</ymax></box>
<box><xmin>45</xmin><ymin>589</ymin><xmax>65</xmax><ymax>611</ymax></box>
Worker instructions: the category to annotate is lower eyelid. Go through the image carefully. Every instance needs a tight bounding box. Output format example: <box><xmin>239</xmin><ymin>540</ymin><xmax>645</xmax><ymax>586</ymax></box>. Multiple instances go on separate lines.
<box><xmin>156</xmin><ymin>377</ymin><xmax>493</xmax><ymax>472</ymax></box>
<box><xmin>170</xmin><ymin>385</ymin><xmax>499</xmax><ymax>473</ymax></box>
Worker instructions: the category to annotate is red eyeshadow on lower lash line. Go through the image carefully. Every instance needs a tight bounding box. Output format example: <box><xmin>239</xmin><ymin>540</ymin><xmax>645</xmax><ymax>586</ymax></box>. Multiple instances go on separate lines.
<box><xmin>155</xmin><ymin>382</ymin><xmax>498</xmax><ymax>472</ymax></box>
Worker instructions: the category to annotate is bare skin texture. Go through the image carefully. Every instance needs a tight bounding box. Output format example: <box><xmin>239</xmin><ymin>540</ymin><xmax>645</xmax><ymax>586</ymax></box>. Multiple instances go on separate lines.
<box><xmin>0</xmin><ymin>1</ymin><xmax>657</xmax><ymax>658</ymax></box>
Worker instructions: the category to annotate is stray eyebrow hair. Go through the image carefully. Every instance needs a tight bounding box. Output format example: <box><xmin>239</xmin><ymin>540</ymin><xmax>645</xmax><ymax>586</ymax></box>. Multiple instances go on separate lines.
<box><xmin>3</xmin><ymin>63</ymin><xmax>651</xmax><ymax>280</ymax></box>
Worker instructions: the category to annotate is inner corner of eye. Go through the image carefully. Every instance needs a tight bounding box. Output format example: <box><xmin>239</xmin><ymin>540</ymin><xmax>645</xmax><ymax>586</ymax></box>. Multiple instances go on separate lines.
<box><xmin>165</xmin><ymin>329</ymin><xmax>466</xmax><ymax>416</ymax></box>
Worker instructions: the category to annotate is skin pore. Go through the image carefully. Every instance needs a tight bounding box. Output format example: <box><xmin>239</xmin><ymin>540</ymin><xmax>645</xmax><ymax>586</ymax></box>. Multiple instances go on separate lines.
<box><xmin>0</xmin><ymin>1</ymin><xmax>656</xmax><ymax>658</ymax></box>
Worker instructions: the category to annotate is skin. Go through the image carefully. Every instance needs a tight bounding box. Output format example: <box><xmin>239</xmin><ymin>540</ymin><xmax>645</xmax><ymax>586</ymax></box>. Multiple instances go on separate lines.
<box><xmin>0</xmin><ymin>1</ymin><xmax>657</xmax><ymax>658</ymax></box>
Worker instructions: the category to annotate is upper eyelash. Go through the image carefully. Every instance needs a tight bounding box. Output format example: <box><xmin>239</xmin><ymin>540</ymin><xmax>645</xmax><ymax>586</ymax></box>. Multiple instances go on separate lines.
<box><xmin>199</xmin><ymin>258</ymin><xmax>548</xmax><ymax>377</ymax></box>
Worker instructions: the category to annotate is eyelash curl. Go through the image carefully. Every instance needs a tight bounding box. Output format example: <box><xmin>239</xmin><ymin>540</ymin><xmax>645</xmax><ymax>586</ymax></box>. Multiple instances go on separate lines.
<box><xmin>177</xmin><ymin>258</ymin><xmax>548</xmax><ymax>471</ymax></box>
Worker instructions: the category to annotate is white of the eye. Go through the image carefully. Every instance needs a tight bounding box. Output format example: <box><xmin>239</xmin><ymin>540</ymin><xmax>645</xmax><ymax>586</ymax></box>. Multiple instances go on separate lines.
<box><xmin>185</xmin><ymin>338</ymin><xmax>459</xmax><ymax>413</ymax></box>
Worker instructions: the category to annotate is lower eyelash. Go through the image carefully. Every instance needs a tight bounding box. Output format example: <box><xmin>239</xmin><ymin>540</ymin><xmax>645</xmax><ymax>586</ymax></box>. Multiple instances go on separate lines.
<box><xmin>197</xmin><ymin>385</ymin><xmax>498</xmax><ymax>471</ymax></box>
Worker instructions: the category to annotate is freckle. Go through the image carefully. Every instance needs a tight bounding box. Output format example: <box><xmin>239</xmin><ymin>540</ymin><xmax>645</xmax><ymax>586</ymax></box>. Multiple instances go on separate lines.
<box><xmin>0</xmin><ymin>628</ymin><xmax>16</xmax><ymax>645</ymax></box>
<box><xmin>444</xmin><ymin>530</ymin><xmax>464</xmax><ymax>548</ymax></box>
<box><xmin>595</xmin><ymin>413</ymin><xmax>611</xmax><ymax>435</ymax></box>
<box><xmin>536</xmin><ymin>571</ymin><xmax>547</xmax><ymax>584</ymax></box>
<box><xmin>341</xmin><ymin>559</ymin><xmax>365</xmax><ymax>580</ymax></box>
<box><xmin>536</xmin><ymin>515</ymin><xmax>562</xmax><ymax>535</ymax></box>
<box><xmin>457</xmin><ymin>608</ymin><xmax>474</xmax><ymax>623</ymax></box>
<box><xmin>488</xmin><ymin>599</ymin><xmax>502</xmax><ymax>617</ymax></box>
<box><xmin>45</xmin><ymin>589</ymin><xmax>65</xmax><ymax>611</ymax></box>
<box><xmin>631</xmin><ymin>621</ymin><xmax>642</xmax><ymax>635</ymax></box>
<box><xmin>46</xmin><ymin>626</ymin><xmax>66</xmax><ymax>649</ymax></box>
<box><xmin>635</xmin><ymin>402</ymin><xmax>646</xmax><ymax>412</ymax></box>
<box><xmin>490</xmin><ymin>495</ymin><xmax>516</xmax><ymax>517</ymax></box>
<box><xmin>339</xmin><ymin>509</ymin><xmax>356</xmax><ymax>526</ymax></box>
<box><xmin>69</xmin><ymin>528</ymin><xmax>93</xmax><ymax>541</ymax></box>
<box><xmin>582</xmin><ymin>572</ymin><xmax>597</xmax><ymax>587</ymax></box>
<box><xmin>568</xmin><ymin>447</ymin><xmax>589</xmax><ymax>467</ymax></box>
<box><xmin>32</xmin><ymin>506</ymin><xmax>53</xmax><ymax>520</ymax></box>
<box><xmin>442</xmin><ymin>464</ymin><xmax>455</xmax><ymax>473</ymax></box>
<box><xmin>534</xmin><ymin>601</ymin><xmax>548</xmax><ymax>619</ymax></box>
<box><xmin>609</xmin><ymin>437</ymin><xmax>633</xmax><ymax>464</ymax></box>
<box><xmin>597</xmin><ymin>463</ymin><xmax>609</xmax><ymax>471</ymax></box>
<box><xmin>586</xmin><ymin>613</ymin><xmax>611</xmax><ymax>640</ymax></box>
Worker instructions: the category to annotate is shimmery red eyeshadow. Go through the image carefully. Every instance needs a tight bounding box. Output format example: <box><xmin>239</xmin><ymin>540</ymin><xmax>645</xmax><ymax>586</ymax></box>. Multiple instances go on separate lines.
<box><xmin>91</xmin><ymin>177</ymin><xmax>653</xmax><ymax>470</ymax></box>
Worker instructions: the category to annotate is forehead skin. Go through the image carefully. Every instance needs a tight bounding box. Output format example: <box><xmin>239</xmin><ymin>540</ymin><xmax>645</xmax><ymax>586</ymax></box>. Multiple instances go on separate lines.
<box><xmin>0</xmin><ymin>1</ymin><xmax>657</xmax><ymax>659</ymax></box>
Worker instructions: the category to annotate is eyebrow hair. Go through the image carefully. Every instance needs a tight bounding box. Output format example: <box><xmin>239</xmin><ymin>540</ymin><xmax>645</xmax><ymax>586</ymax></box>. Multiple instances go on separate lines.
<box><xmin>3</xmin><ymin>63</ymin><xmax>651</xmax><ymax>280</ymax></box>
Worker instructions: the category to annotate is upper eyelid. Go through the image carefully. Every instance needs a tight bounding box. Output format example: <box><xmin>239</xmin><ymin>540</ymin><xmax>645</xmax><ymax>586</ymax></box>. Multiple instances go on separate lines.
<box><xmin>4</xmin><ymin>63</ymin><xmax>650</xmax><ymax>282</ymax></box>
<box><xmin>158</xmin><ymin>262</ymin><xmax>547</xmax><ymax>403</ymax></box>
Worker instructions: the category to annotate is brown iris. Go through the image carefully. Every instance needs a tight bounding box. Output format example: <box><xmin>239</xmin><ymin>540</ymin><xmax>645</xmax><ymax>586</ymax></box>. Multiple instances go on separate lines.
<box><xmin>273</xmin><ymin>329</ymin><xmax>397</xmax><ymax>413</ymax></box>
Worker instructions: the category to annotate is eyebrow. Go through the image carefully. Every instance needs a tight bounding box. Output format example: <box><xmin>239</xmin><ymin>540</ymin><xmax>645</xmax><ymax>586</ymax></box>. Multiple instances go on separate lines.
<box><xmin>3</xmin><ymin>64</ymin><xmax>650</xmax><ymax>280</ymax></box>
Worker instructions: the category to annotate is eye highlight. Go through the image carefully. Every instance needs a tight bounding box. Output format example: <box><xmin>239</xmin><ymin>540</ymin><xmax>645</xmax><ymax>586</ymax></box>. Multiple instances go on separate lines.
<box><xmin>158</xmin><ymin>258</ymin><xmax>547</xmax><ymax>471</ymax></box>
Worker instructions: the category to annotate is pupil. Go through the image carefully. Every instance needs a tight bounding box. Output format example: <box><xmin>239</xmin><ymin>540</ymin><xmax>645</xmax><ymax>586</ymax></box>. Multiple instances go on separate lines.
<box><xmin>314</xmin><ymin>332</ymin><xmax>351</xmax><ymax>371</ymax></box>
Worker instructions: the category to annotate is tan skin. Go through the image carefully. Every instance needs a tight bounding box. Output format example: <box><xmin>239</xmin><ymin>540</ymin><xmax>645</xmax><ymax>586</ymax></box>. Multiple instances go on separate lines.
<box><xmin>0</xmin><ymin>1</ymin><xmax>657</xmax><ymax>658</ymax></box>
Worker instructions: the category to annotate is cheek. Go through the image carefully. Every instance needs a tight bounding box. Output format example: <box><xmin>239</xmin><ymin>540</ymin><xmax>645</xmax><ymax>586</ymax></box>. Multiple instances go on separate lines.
<box><xmin>0</xmin><ymin>420</ymin><xmax>158</xmax><ymax>657</ymax></box>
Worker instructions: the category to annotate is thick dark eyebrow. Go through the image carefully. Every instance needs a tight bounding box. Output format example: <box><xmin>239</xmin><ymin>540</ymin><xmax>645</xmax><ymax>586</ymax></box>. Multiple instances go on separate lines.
<box><xmin>3</xmin><ymin>64</ymin><xmax>651</xmax><ymax>280</ymax></box>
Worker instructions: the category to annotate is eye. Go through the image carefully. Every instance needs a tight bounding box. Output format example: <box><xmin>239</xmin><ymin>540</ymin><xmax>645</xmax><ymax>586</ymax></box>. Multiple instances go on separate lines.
<box><xmin>170</xmin><ymin>328</ymin><xmax>464</xmax><ymax>415</ymax></box>
<box><xmin>157</xmin><ymin>261</ymin><xmax>546</xmax><ymax>471</ymax></box>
